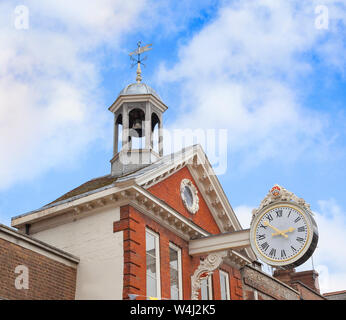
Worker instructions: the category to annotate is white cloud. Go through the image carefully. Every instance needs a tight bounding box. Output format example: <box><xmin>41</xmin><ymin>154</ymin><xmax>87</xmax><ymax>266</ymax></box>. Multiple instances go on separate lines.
<box><xmin>157</xmin><ymin>0</ymin><xmax>346</xmax><ymax>169</ymax></box>
<box><xmin>0</xmin><ymin>1</ymin><xmax>150</xmax><ymax>189</ymax></box>
<box><xmin>307</xmin><ymin>199</ymin><xmax>346</xmax><ymax>293</ymax></box>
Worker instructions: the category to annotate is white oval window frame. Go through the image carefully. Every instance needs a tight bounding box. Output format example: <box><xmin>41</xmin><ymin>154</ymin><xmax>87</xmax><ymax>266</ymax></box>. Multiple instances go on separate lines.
<box><xmin>180</xmin><ymin>179</ymin><xmax>199</xmax><ymax>214</ymax></box>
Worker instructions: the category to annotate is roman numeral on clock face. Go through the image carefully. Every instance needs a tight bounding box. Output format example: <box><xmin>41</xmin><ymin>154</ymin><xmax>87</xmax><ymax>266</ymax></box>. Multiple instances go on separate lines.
<box><xmin>294</xmin><ymin>217</ymin><xmax>302</xmax><ymax>223</ymax></box>
<box><xmin>276</xmin><ymin>210</ymin><xmax>282</xmax><ymax>218</ymax></box>
<box><xmin>257</xmin><ymin>234</ymin><xmax>266</xmax><ymax>241</ymax></box>
<box><xmin>266</xmin><ymin>214</ymin><xmax>273</xmax><ymax>222</ymax></box>
<box><xmin>269</xmin><ymin>248</ymin><xmax>276</xmax><ymax>257</ymax></box>
<box><xmin>296</xmin><ymin>237</ymin><xmax>305</xmax><ymax>243</ymax></box>
<box><xmin>261</xmin><ymin>242</ymin><xmax>269</xmax><ymax>251</ymax></box>
<box><xmin>281</xmin><ymin>250</ymin><xmax>287</xmax><ymax>258</ymax></box>
<box><xmin>298</xmin><ymin>226</ymin><xmax>305</xmax><ymax>232</ymax></box>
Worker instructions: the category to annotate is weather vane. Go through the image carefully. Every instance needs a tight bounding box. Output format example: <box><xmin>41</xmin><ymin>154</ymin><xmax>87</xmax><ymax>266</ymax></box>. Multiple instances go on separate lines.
<box><xmin>129</xmin><ymin>41</ymin><xmax>152</xmax><ymax>83</ymax></box>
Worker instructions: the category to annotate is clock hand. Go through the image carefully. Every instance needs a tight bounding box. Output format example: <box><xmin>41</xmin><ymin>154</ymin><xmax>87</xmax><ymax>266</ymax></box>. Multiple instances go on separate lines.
<box><xmin>263</xmin><ymin>221</ymin><xmax>288</xmax><ymax>238</ymax></box>
<box><xmin>272</xmin><ymin>227</ymin><xmax>295</xmax><ymax>237</ymax></box>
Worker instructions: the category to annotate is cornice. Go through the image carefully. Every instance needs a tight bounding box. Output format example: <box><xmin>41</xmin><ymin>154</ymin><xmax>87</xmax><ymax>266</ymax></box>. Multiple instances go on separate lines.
<box><xmin>12</xmin><ymin>182</ymin><xmax>210</xmax><ymax>241</ymax></box>
<box><xmin>108</xmin><ymin>93</ymin><xmax>168</xmax><ymax>114</ymax></box>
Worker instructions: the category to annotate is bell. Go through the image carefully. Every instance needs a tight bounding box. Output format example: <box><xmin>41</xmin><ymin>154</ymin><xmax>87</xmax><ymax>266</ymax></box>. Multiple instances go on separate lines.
<box><xmin>132</xmin><ymin>118</ymin><xmax>142</xmax><ymax>130</ymax></box>
<box><xmin>131</xmin><ymin>118</ymin><xmax>143</xmax><ymax>137</ymax></box>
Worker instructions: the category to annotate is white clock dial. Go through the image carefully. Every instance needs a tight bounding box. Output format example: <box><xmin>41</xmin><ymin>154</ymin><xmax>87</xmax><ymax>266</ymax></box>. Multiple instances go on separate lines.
<box><xmin>254</xmin><ymin>206</ymin><xmax>309</xmax><ymax>263</ymax></box>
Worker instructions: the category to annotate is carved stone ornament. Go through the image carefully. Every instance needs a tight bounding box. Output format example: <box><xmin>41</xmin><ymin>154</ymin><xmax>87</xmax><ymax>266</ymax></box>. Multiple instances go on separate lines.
<box><xmin>180</xmin><ymin>179</ymin><xmax>199</xmax><ymax>214</ymax></box>
<box><xmin>191</xmin><ymin>251</ymin><xmax>227</xmax><ymax>300</ymax></box>
<box><xmin>251</xmin><ymin>184</ymin><xmax>313</xmax><ymax>225</ymax></box>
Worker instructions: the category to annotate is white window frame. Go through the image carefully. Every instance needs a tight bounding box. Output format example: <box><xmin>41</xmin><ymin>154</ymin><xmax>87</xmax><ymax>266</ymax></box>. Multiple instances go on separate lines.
<box><xmin>219</xmin><ymin>270</ymin><xmax>231</xmax><ymax>300</ymax></box>
<box><xmin>169</xmin><ymin>242</ymin><xmax>183</xmax><ymax>300</ymax></box>
<box><xmin>200</xmin><ymin>274</ymin><xmax>213</xmax><ymax>300</ymax></box>
<box><xmin>145</xmin><ymin>228</ymin><xmax>161</xmax><ymax>299</ymax></box>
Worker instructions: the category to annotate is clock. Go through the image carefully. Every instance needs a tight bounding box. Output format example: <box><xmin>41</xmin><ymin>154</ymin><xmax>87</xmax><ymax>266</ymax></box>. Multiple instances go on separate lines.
<box><xmin>250</xmin><ymin>185</ymin><xmax>318</xmax><ymax>269</ymax></box>
<box><xmin>180</xmin><ymin>179</ymin><xmax>199</xmax><ymax>214</ymax></box>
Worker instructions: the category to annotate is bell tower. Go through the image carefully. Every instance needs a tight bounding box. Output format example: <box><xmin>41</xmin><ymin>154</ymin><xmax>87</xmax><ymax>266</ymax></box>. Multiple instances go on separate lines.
<box><xmin>109</xmin><ymin>42</ymin><xmax>167</xmax><ymax>177</ymax></box>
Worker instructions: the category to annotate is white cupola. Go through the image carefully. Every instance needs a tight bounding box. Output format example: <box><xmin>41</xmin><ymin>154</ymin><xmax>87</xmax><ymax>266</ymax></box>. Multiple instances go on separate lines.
<box><xmin>108</xmin><ymin>44</ymin><xmax>168</xmax><ymax>176</ymax></box>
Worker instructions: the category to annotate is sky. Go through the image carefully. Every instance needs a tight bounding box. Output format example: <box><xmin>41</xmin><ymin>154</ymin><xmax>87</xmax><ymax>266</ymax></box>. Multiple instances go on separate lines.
<box><xmin>0</xmin><ymin>0</ymin><xmax>345</xmax><ymax>294</ymax></box>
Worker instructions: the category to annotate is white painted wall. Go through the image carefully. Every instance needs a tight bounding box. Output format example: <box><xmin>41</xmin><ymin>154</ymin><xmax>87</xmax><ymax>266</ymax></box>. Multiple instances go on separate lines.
<box><xmin>32</xmin><ymin>206</ymin><xmax>123</xmax><ymax>300</ymax></box>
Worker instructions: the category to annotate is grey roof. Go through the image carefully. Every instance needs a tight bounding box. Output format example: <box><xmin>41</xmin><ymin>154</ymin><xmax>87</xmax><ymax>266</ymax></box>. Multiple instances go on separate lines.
<box><xmin>119</xmin><ymin>82</ymin><xmax>161</xmax><ymax>100</ymax></box>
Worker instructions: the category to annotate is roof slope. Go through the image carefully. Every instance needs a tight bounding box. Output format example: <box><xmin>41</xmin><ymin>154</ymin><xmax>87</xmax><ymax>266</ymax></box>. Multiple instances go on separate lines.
<box><xmin>47</xmin><ymin>175</ymin><xmax>118</xmax><ymax>206</ymax></box>
<box><xmin>46</xmin><ymin>146</ymin><xmax>196</xmax><ymax>207</ymax></box>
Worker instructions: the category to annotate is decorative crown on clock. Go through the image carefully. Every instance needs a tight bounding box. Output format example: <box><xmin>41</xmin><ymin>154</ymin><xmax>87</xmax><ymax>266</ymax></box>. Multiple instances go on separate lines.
<box><xmin>251</xmin><ymin>184</ymin><xmax>312</xmax><ymax>224</ymax></box>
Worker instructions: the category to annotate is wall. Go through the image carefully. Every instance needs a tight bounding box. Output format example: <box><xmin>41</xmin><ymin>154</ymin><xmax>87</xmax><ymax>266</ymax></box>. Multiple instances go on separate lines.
<box><xmin>31</xmin><ymin>205</ymin><xmax>123</xmax><ymax>299</ymax></box>
<box><xmin>114</xmin><ymin>205</ymin><xmax>243</xmax><ymax>300</ymax></box>
<box><xmin>273</xmin><ymin>269</ymin><xmax>320</xmax><ymax>293</ymax></box>
<box><xmin>272</xmin><ymin>269</ymin><xmax>325</xmax><ymax>300</ymax></box>
<box><xmin>0</xmin><ymin>234</ymin><xmax>77</xmax><ymax>300</ymax></box>
<box><xmin>324</xmin><ymin>291</ymin><xmax>346</xmax><ymax>300</ymax></box>
<box><xmin>291</xmin><ymin>282</ymin><xmax>325</xmax><ymax>300</ymax></box>
<box><xmin>241</xmin><ymin>265</ymin><xmax>300</xmax><ymax>300</ymax></box>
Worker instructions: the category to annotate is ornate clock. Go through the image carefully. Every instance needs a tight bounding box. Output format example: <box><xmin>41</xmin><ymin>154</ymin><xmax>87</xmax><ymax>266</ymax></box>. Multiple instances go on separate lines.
<box><xmin>250</xmin><ymin>185</ymin><xmax>318</xmax><ymax>269</ymax></box>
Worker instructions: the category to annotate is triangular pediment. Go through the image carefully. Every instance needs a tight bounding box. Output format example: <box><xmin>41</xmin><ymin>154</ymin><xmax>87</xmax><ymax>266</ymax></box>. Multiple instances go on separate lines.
<box><xmin>118</xmin><ymin>145</ymin><xmax>239</xmax><ymax>232</ymax></box>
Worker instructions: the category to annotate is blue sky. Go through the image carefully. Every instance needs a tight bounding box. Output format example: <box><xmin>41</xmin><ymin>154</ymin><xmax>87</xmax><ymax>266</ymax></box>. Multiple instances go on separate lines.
<box><xmin>0</xmin><ymin>0</ymin><xmax>346</xmax><ymax>293</ymax></box>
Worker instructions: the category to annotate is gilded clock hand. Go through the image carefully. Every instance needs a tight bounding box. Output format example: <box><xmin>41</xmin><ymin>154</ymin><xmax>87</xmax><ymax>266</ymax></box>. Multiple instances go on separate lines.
<box><xmin>263</xmin><ymin>221</ymin><xmax>288</xmax><ymax>238</ymax></box>
<box><xmin>272</xmin><ymin>227</ymin><xmax>295</xmax><ymax>237</ymax></box>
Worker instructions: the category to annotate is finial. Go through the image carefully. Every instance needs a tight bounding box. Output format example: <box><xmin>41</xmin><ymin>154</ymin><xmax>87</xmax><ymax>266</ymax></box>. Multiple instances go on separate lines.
<box><xmin>129</xmin><ymin>41</ymin><xmax>152</xmax><ymax>83</ymax></box>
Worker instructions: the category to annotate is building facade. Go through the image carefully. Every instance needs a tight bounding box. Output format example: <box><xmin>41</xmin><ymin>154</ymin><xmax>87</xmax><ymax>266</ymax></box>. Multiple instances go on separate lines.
<box><xmin>0</xmin><ymin>76</ymin><xmax>325</xmax><ymax>300</ymax></box>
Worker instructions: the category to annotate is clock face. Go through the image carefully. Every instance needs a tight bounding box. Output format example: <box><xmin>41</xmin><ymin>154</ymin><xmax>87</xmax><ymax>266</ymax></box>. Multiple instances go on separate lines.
<box><xmin>252</xmin><ymin>205</ymin><xmax>311</xmax><ymax>266</ymax></box>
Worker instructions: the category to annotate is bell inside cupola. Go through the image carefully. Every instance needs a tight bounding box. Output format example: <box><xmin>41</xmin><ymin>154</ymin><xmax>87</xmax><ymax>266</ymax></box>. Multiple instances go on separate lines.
<box><xmin>129</xmin><ymin>108</ymin><xmax>145</xmax><ymax>137</ymax></box>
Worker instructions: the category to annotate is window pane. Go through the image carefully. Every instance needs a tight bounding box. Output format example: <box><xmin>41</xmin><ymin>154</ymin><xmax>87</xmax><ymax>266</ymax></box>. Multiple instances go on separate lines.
<box><xmin>220</xmin><ymin>273</ymin><xmax>227</xmax><ymax>300</ymax></box>
<box><xmin>169</xmin><ymin>248</ymin><xmax>178</xmax><ymax>269</ymax></box>
<box><xmin>220</xmin><ymin>271</ymin><xmax>230</xmax><ymax>300</ymax></box>
<box><xmin>184</xmin><ymin>186</ymin><xmax>193</xmax><ymax>207</ymax></box>
<box><xmin>146</xmin><ymin>230</ymin><xmax>159</xmax><ymax>299</ymax></box>
<box><xmin>146</xmin><ymin>232</ymin><xmax>156</xmax><ymax>252</ymax></box>
<box><xmin>170</xmin><ymin>268</ymin><xmax>178</xmax><ymax>287</ymax></box>
<box><xmin>171</xmin><ymin>288</ymin><xmax>179</xmax><ymax>300</ymax></box>
<box><xmin>146</xmin><ymin>275</ymin><xmax>157</xmax><ymax>297</ymax></box>
<box><xmin>169</xmin><ymin>246</ymin><xmax>181</xmax><ymax>300</ymax></box>
<box><xmin>146</xmin><ymin>254</ymin><xmax>156</xmax><ymax>279</ymax></box>
<box><xmin>200</xmin><ymin>278</ymin><xmax>208</xmax><ymax>300</ymax></box>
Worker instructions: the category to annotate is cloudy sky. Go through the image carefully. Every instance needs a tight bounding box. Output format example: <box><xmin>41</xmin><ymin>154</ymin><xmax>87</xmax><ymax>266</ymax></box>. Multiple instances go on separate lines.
<box><xmin>0</xmin><ymin>0</ymin><xmax>345</xmax><ymax>294</ymax></box>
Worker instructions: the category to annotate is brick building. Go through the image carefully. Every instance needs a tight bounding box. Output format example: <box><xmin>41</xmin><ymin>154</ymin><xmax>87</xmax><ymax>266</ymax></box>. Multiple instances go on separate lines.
<box><xmin>0</xmin><ymin>75</ymin><xmax>325</xmax><ymax>300</ymax></box>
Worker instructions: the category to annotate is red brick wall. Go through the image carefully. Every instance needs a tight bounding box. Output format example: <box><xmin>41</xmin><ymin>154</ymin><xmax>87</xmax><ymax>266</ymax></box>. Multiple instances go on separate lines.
<box><xmin>291</xmin><ymin>282</ymin><xmax>325</xmax><ymax>300</ymax></box>
<box><xmin>0</xmin><ymin>238</ymin><xmax>77</xmax><ymax>300</ymax></box>
<box><xmin>114</xmin><ymin>205</ymin><xmax>243</xmax><ymax>300</ymax></box>
<box><xmin>273</xmin><ymin>269</ymin><xmax>321</xmax><ymax>295</ymax></box>
<box><xmin>148</xmin><ymin>166</ymin><xmax>221</xmax><ymax>235</ymax></box>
